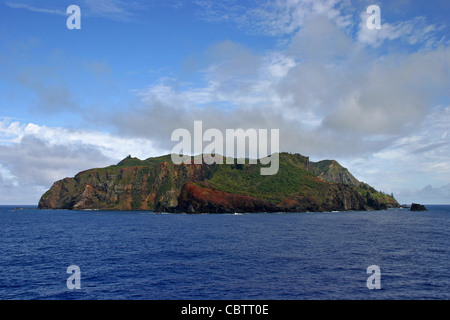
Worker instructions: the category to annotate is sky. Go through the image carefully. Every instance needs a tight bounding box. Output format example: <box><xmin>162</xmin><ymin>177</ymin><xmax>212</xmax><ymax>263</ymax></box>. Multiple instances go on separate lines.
<box><xmin>0</xmin><ymin>0</ymin><xmax>449</xmax><ymax>205</ymax></box>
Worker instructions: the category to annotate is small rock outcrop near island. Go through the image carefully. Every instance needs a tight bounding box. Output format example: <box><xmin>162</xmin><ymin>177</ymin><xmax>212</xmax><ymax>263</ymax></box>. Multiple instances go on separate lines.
<box><xmin>38</xmin><ymin>152</ymin><xmax>400</xmax><ymax>213</ymax></box>
<box><xmin>410</xmin><ymin>203</ymin><xmax>428</xmax><ymax>211</ymax></box>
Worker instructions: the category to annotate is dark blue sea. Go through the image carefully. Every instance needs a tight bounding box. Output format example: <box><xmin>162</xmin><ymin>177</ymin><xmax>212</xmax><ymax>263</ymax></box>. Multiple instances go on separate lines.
<box><xmin>0</xmin><ymin>205</ymin><xmax>449</xmax><ymax>300</ymax></box>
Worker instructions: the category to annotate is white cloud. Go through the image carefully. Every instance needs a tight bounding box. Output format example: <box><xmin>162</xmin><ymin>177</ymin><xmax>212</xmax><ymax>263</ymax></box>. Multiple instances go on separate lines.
<box><xmin>341</xmin><ymin>104</ymin><xmax>450</xmax><ymax>203</ymax></box>
<box><xmin>5</xmin><ymin>2</ymin><xmax>67</xmax><ymax>16</ymax></box>
<box><xmin>0</xmin><ymin>119</ymin><xmax>164</xmax><ymax>161</ymax></box>
<box><xmin>0</xmin><ymin>118</ymin><xmax>168</xmax><ymax>204</ymax></box>
<box><xmin>81</xmin><ymin>0</ymin><xmax>134</xmax><ymax>21</ymax></box>
<box><xmin>357</xmin><ymin>13</ymin><xmax>445</xmax><ymax>48</ymax></box>
<box><xmin>5</xmin><ymin>0</ymin><xmax>144</xmax><ymax>22</ymax></box>
<box><xmin>110</xmin><ymin>19</ymin><xmax>449</xmax><ymax>157</ymax></box>
<box><xmin>195</xmin><ymin>0</ymin><xmax>352</xmax><ymax>35</ymax></box>
<box><xmin>265</xmin><ymin>53</ymin><xmax>296</xmax><ymax>78</ymax></box>
<box><xmin>0</xmin><ymin>163</ymin><xmax>19</xmax><ymax>187</ymax></box>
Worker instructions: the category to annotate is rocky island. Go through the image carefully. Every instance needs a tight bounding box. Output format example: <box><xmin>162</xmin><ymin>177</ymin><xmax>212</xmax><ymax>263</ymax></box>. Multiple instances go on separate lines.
<box><xmin>410</xmin><ymin>203</ymin><xmax>427</xmax><ymax>211</ymax></box>
<box><xmin>38</xmin><ymin>153</ymin><xmax>399</xmax><ymax>213</ymax></box>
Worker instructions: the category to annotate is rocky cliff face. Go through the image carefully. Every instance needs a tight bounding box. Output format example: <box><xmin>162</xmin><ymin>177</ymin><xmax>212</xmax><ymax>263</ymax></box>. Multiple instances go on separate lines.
<box><xmin>38</xmin><ymin>153</ymin><xmax>399</xmax><ymax>213</ymax></box>
<box><xmin>308</xmin><ymin>160</ymin><xmax>361</xmax><ymax>186</ymax></box>
<box><xmin>39</xmin><ymin>156</ymin><xmax>216</xmax><ymax>211</ymax></box>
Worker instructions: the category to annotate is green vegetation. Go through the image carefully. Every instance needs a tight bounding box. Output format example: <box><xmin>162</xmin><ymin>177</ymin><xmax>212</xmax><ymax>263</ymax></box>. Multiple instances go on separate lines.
<box><xmin>205</xmin><ymin>153</ymin><xmax>321</xmax><ymax>203</ymax></box>
<box><xmin>309</xmin><ymin>159</ymin><xmax>336</xmax><ymax>176</ymax></box>
<box><xmin>354</xmin><ymin>182</ymin><xmax>398</xmax><ymax>205</ymax></box>
<box><xmin>116</xmin><ymin>155</ymin><xmax>146</xmax><ymax>167</ymax></box>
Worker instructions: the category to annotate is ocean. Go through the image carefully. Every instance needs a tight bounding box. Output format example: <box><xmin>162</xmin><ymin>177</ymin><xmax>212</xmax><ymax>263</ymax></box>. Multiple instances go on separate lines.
<box><xmin>0</xmin><ymin>205</ymin><xmax>448</xmax><ymax>300</ymax></box>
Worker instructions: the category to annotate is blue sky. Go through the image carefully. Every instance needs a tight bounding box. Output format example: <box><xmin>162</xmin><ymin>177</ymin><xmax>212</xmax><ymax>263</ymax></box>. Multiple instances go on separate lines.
<box><xmin>0</xmin><ymin>0</ymin><xmax>449</xmax><ymax>205</ymax></box>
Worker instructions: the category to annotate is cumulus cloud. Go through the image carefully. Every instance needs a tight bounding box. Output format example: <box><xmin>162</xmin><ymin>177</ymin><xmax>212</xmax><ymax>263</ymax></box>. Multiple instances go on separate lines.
<box><xmin>0</xmin><ymin>118</ymin><xmax>166</xmax><ymax>204</ymax></box>
<box><xmin>321</xmin><ymin>46</ymin><xmax>450</xmax><ymax>136</ymax></box>
<box><xmin>341</xmin><ymin>104</ymin><xmax>450</xmax><ymax>202</ymax></box>
<box><xmin>0</xmin><ymin>119</ymin><xmax>163</xmax><ymax>161</ymax></box>
<box><xmin>106</xmin><ymin>14</ymin><xmax>449</xmax><ymax>159</ymax></box>
<box><xmin>0</xmin><ymin>134</ymin><xmax>111</xmax><ymax>205</ymax></box>
<box><xmin>0</xmin><ymin>135</ymin><xmax>110</xmax><ymax>187</ymax></box>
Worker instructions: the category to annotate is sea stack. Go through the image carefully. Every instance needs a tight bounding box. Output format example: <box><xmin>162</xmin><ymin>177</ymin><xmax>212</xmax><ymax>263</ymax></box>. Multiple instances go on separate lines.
<box><xmin>410</xmin><ymin>203</ymin><xmax>427</xmax><ymax>211</ymax></box>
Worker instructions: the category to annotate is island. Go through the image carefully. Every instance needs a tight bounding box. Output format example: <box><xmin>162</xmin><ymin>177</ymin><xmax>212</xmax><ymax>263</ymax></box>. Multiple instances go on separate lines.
<box><xmin>410</xmin><ymin>203</ymin><xmax>427</xmax><ymax>211</ymax></box>
<box><xmin>38</xmin><ymin>152</ymin><xmax>400</xmax><ymax>213</ymax></box>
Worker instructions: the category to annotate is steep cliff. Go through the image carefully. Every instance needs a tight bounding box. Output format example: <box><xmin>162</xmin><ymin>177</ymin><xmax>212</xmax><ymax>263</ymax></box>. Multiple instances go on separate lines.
<box><xmin>38</xmin><ymin>153</ymin><xmax>399</xmax><ymax>213</ymax></box>
<box><xmin>309</xmin><ymin>160</ymin><xmax>360</xmax><ymax>186</ymax></box>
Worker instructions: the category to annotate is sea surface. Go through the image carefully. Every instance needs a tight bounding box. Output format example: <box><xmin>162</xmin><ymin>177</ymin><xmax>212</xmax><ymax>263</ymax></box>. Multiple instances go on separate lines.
<box><xmin>0</xmin><ymin>205</ymin><xmax>448</xmax><ymax>300</ymax></box>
